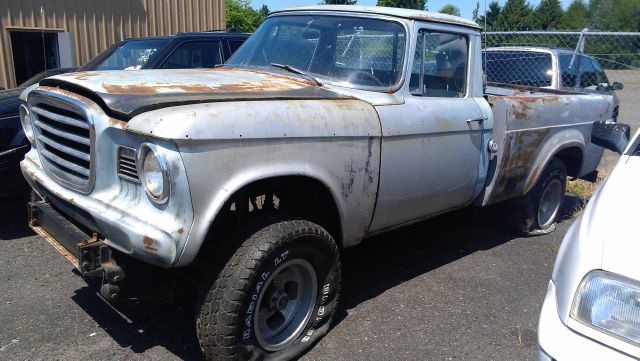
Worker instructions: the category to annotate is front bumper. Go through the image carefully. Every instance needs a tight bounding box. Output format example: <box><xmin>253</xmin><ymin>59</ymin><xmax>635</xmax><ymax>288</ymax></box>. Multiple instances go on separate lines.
<box><xmin>537</xmin><ymin>280</ymin><xmax>635</xmax><ymax>361</ymax></box>
<box><xmin>28</xmin><ymin>195</ymin><xmax>126</xmax><ymax>300</ymax></box>
<box><xmin>21</xmin><ymin>153</ymin><xmax>186</xmax><ymax>268</ymax></box>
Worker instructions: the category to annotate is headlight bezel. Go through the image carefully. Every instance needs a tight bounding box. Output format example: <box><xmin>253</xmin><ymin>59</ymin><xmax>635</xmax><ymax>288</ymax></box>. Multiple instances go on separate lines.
<box><xmin>19</xmin><ymin>104</ymin><xmax>34</xmax><ymax>143</ymax></box>
<box><xmin>137</xmin><ymin>143</ymin><xmax>171</xmax><ymax>204</ymax></box>
<box><xmin>571</xmin><ymin>270</ymin><xmax>640</xmax><ymax>347</ymax></box>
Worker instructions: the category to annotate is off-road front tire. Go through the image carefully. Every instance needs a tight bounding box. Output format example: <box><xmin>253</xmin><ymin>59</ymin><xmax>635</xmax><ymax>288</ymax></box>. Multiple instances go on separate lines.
<box><xmin>502</xmin><ymin>157</ymin><xmax>567</xmax><ymax>236</ymax></box>
<box><xmin>196</xmin><ymin>219</ymin><xmax>341</xmax><ymax>361</ymax></box>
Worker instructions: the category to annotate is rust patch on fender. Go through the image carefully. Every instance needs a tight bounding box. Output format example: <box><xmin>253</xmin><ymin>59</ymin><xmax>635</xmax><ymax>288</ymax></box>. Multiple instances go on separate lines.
<box><xmin>492</xmin><ymin>128</ymin><xmax>551</xmax><ymax>203</ymax></box>
<box><xmin>143</xmin><ymin>235</ymin><xmax>158</xmax><ymax>253</ymax></box>
<box><xmin>107</xmin><ymin>117</ymin><xmax>127</xmax><ymax>129</ymax></box>
<box><xmin>508</xmin><ymin>95</ymin><xmax>563</xmax><ymax>120</ymax></box>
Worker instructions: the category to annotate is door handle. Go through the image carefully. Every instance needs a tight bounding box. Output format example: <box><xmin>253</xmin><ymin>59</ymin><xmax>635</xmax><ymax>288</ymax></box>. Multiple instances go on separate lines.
<box><xmin>466</xmin><ymin>117</ymin><xmax>485</xmax><ymax>123</ymax></box>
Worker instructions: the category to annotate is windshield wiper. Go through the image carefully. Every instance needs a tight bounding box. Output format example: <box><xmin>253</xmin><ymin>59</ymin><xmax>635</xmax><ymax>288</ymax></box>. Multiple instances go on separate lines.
<box><xmin>270</xmin><ymin>63</ymin><xmax>322</xmax><ymax>86</ymax></box>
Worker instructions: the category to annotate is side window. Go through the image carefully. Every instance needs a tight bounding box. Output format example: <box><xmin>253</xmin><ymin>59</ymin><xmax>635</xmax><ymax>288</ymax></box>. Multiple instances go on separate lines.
<box><xmin>228</xmin><ymin>40</ymin><xmax>245</xmax><ymax>55</ymax></box>
<box><xmin>160</xmin><ymin>41</ymin><xmax>223</xmax><ymax>69</ymax></box>
<box><xmin>410</xmin><ymin>30</ymin><xmax>468</xmax><ymax>98</ymax></box>
<box><xmin>590</xmin><ymin>57</ymin><xmax>610</xmax><ymax>87</ymax></box>
<box><xmin>559</xmin><ymin>54</ymin><xmax>579</xmax><ymax>88</ymax></box>
<box><xmin>579</xmin><ymin>55</ymin><xmax>599</xmax><ymax>88</ymax></box>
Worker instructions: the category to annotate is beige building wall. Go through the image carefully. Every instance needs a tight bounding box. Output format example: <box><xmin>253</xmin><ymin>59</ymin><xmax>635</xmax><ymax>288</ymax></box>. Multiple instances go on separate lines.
<box><xmin>0</xmin><ymin>0</ymin><xmax>226</xmax><ymax>89</ymax></box>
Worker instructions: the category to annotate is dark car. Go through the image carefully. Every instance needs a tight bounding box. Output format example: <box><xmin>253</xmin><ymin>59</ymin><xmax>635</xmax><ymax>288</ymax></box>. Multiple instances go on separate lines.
<box><xmin>1</xmin><ymin>30</ymin><xmax>250</xmax><ymax>195</ymax></box>
<box><xmin>79</xmin><ymin>30</ymin><xmax>250</xmax><ymax>71</ymax></box>
<box><xmin>0</xmin><ymin>67</ymin><xmax>77</xmax><ymax>195</ymax></box>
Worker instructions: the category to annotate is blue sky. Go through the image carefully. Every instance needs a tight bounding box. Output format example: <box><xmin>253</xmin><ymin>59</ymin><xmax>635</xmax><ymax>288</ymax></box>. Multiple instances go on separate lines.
<box><xmin>250</xmin><ymin>0</ymin><xmax>574</xmax><ymax>20</ymax></box>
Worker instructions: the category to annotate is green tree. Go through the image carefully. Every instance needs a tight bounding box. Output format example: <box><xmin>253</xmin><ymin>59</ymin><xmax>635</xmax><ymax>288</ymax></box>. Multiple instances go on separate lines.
<box><xmin>259</xmin><ymin>4</ymin><xmax>269</xmax><ymax>20</ymax></box>
<box><xmin>534</xmin><ymin>0</ymin><xmax>564</xmax><ymax>29</ymax></box>
<box><xmin>495</xmin><ymin>0</ymin><xmax>534</xmax><ymax>30</ymax></box>
<box><xmin>476</xmin><ymin>1</ymin><xmax>502</xmax><ymax>29</ymax></box>
<box><xmin>472</xmin><ymin>1</ymin><xmax>481</xmax><ymax>23</ymax></box>
<box><xmin>322</xmin><ymin>0</ymin><xmax>358</xmax><ymax>4</ymax></box>
<box><xmin>226</xmin><ymin>0</ymin><xmax>262</xmax><ymax>32</ymax></box>
<box><xmin>589</xmin><ymin>0</ymin><xmax>640</xmax><ymax>31</ymax></box>
<box><xmin>439</xmin><ymin>4</ymin><xmax>461</xmax><ymax>17</ymax></box>
<box><xmin>377</xmin><ymin>0</ymin><xmax>427</xmax><ymax>11</ymax></box>
<box><xmin>558</xmin><ymin>0</ymin><xmax>589</xmax><ymax>30</ymax></box>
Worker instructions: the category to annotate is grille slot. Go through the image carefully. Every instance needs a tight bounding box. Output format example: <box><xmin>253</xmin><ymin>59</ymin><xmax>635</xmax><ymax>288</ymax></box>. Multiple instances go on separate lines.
<box><xmin>117</xmin><ymin>146</ymin><xmax>139</xmax><ymax>182</ymax></box>
<box><xmin>30</xmin><ymin>97</ymin><xmax>93</xmax><ymax>193</ymax></box>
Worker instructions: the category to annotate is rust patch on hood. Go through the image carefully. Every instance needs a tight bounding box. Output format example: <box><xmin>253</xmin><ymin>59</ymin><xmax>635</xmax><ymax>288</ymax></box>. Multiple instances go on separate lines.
<box><xmin>100</xmin><ymin>77</ymin><xmax>314</xmax><ymax>95</ymax></box>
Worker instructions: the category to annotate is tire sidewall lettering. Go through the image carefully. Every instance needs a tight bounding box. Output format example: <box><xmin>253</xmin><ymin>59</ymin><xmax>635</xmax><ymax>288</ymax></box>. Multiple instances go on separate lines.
<box><xmin>240</xmin><ymin>238</ymin><xmax>337</xmax><ymax>351</ymax></box>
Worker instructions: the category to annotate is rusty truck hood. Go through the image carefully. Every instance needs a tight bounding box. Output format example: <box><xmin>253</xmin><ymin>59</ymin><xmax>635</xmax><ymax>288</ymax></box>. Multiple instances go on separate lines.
<box><xmin>39</xmin><ymin>68</ymin><xmax>349</xmax><ymax>119</ymax></box>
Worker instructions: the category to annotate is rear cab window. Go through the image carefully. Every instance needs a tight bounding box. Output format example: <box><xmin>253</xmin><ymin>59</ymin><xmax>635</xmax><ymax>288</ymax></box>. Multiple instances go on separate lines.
<box><xmin>483</xmin><ymin>50</ymin><xmax>553</xmax><ymax>88</ymax></box>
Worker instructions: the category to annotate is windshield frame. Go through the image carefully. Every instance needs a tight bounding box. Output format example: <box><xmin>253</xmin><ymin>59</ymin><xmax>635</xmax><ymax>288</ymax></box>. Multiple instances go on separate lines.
<box><xmin>233</xmin><ymin>11</ymin><xmax>411</xmax><ymax>93</ymax></box>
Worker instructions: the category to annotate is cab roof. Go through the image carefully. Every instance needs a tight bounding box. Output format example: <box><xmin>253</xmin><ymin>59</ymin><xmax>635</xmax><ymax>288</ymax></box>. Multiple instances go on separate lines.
<box><xmin>271</xmin><ymin>5</ymin><xmax>481</xmax><ymax>30</ymax></box>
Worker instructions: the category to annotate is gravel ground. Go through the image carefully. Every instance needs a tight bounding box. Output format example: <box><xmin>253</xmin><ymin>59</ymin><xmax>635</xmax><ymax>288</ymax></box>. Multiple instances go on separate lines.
<box><xmin>0</xmin><ymin>195</ymin><xmax>583</xmax><ymax>361</ymax></box>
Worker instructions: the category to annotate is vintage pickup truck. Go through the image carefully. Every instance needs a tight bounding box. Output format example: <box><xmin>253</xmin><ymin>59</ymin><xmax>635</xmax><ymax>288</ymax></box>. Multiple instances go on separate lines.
<box><xmin>19</xmin><ymin>6</ymin><xmax>615</xmax><ymax>360</ymax></box>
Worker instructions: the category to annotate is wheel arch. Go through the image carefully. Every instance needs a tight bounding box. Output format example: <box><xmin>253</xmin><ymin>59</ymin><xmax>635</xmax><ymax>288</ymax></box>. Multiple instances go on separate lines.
<box><xmin>178</xmin><ymin>169</ymin><xmax>346</xmax><ymax>266</ymax></box>
<box><xmin>523</xmin><ymin>139</ymin><xmax>584</xmax><ymax>195</ymax></box>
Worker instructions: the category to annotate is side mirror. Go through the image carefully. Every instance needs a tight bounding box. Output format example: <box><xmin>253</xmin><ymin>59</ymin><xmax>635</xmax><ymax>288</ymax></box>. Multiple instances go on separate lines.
<box><xmin>591</xmin><ymin>120</ymin><xmax>631</xmax><ymax>154</ymax></box>
<box><xmin>611</xmin><ymin>82</ymin><xmax>624</xmax><ymax>91</ymax></box>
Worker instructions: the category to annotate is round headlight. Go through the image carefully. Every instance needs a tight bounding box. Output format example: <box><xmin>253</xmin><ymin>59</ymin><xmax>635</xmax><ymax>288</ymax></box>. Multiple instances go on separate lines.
<box><xmin>19</xmin><ymin>104</ymin><xmax>34</xmax><ymax>143</ymax></box>
<box><xmin>138</xmin><ymin>144</ymin><xmax>170</xmax><ymax>204</ymax></box>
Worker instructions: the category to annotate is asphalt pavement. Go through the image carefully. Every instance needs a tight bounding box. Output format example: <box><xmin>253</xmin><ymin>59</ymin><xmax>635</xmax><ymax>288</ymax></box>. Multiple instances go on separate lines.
<box><xmin>0</xmin><ymin>195</ymin><xmax>583</xmax><ymax>361</ymax></box>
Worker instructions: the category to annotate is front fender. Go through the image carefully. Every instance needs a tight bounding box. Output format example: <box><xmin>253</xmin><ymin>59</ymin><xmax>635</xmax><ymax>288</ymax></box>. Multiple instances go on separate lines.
<box><xmin>131</xmin><ymin>99</ymin><xmax>383</xmax><ymax>266</ymax></box>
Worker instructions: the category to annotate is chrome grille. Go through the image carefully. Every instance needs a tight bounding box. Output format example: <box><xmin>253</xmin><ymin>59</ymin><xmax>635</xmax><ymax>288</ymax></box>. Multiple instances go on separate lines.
<box><xmin>117</xmin><ymin>146</ymin><xmax>139</xmax><ymax>182</ymax></box>
<box><xmin>30</xmin><ymin>96</ymin><xmax>94</xmax><ymax>193</ymax></box>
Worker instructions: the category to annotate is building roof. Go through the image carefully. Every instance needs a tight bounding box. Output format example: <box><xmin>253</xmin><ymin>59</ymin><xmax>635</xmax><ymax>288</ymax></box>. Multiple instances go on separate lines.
<box><xmin>271</xmin><ymin>5</ymin><xmax>480</xmax><ymax>29</ymax></box>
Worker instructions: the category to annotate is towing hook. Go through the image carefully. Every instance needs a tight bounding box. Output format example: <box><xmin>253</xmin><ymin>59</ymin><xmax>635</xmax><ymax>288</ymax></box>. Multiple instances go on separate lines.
<box><xmin>100</xmin><ymin>283</ymin><xmax>121</xmax><ymax>302</ymax></box>
<box><xmin>78</xmin><ymin>241</ymin><xmax>126</xmax><ymax>301</ymax></box>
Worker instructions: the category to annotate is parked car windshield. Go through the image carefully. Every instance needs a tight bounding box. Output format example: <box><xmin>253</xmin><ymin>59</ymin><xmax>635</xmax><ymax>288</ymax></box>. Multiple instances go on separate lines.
<box><xmin>80</xmin><ymin>39</ymin><xmax>170</xmax><ymax>71</ymax></box>
<box><xmin>483</xmin><ymin>50</ymin><xmax>553</xmax><ymax>87</ymax></box>
<box><xmin>227</xmin><ymin>15</ymin><xmax>406</xmax><ymax>90</ymax></box>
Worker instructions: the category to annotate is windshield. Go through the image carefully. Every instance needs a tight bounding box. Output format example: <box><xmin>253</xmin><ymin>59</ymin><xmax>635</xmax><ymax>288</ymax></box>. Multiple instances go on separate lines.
<box><xmin>227</xmin><ymin>15</ymin><xmax>406</xmax><ymax>90</ymax></box>
<box><xmin>80</xmin><ymin>39</ymin><xmax>170</xmax><ymax>71</ymax></box>
<box><xmin>483</xmin><ymin>50</ymin><xmax>553</xmax><ymax>87</ymax></box>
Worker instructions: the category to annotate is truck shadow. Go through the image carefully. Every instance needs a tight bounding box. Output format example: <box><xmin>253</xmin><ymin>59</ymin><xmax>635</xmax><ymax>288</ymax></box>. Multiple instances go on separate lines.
<box><xmin>0</xmin><ymin>194</ymin><xmax>33</xmax><ymax>239</ymax></box>
<box><xmin>66</xmin><ymin>195</ymin><xmax>584</xmax><ymax>360</ymax></box>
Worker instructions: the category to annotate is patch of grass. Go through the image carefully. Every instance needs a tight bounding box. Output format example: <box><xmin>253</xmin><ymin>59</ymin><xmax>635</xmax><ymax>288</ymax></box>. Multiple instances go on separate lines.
<box><xmin>566</xmin><ymin>179</ymin><xmax>599</xmax><ymax>199</ymax></box>
<box><xmin>565</xmin><ymin>165</ymin><xmax>612</xmax><ymax>217</ymax></box>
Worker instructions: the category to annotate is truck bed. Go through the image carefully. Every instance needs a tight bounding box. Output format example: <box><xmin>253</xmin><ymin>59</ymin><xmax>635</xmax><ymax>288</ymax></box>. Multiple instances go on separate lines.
<box><xmin>476</xmin><ymin>85</ymin><xmax>613</xmax><ymax>206</ymax></box>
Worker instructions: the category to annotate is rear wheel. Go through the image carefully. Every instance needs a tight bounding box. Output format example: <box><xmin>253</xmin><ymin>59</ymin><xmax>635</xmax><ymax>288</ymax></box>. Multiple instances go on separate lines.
<box><xmin>196</xmin><ymin>219</ymin><xmax>341</xmax><ymax>361</ymax></box>
<box><xmin>502</xmin><ymin>157</ymin><xmax>567</xmax><ymax>236</ymax></box>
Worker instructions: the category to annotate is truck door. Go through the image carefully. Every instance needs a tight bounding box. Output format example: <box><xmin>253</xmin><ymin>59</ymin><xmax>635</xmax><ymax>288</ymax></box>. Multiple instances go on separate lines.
<box><xmin>369</xmin><ymin>27</ymin><xmax>485</xmax><ymax>232</ymax></box>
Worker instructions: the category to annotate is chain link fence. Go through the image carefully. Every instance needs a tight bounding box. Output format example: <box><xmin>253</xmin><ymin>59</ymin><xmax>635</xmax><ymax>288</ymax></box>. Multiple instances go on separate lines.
<box><xmin>483</xmin><ymin>30</ymin><xmax>640</xmax><ymax>86</ymax></box>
